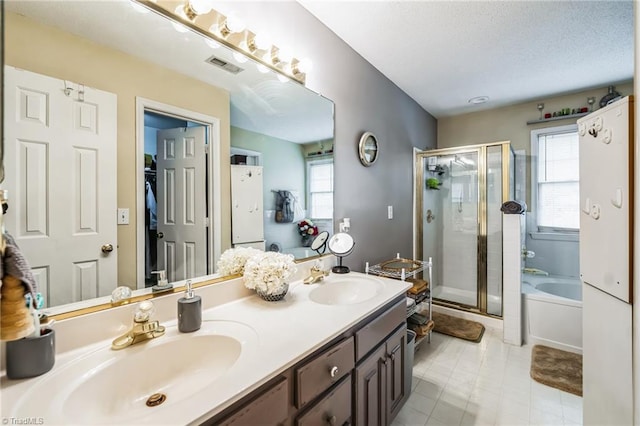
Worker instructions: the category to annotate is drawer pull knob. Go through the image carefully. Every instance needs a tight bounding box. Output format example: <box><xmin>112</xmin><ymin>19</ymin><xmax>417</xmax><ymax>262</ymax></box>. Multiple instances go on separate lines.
<box><xmin>329</xmin><ymin>366</ymin><xmax>339</xmax><ymax>378</ymax></box>
<box><xmin>326</xmin><ymin>415</ymin><xmax>337</xmax><ymax>425</ymax></box>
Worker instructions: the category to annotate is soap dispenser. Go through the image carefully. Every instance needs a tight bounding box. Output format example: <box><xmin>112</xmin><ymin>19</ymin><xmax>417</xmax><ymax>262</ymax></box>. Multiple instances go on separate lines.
<box><xmin>178</xmin><ymin>280</ymin><xmax>201</xmax><ymax>333</ymax></box>
<box><xmin>151</xmin><ymin>270</ymin><xmax>173</xmax><ymax>293</ymax></box>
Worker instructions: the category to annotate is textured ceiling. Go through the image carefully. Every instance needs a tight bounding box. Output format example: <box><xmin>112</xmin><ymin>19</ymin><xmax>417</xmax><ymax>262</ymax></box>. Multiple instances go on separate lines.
<box><xmin>299</xmin><ymin>0</ymin><xmax>634</xmax><ymax>118</ymax></box>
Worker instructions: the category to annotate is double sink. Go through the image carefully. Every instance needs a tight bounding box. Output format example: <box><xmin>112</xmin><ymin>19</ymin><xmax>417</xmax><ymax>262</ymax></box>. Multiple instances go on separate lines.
<box><xmin>6</xmin><ymin>274</ymin><xmax>387</xmax><ymax>424</ymax></box>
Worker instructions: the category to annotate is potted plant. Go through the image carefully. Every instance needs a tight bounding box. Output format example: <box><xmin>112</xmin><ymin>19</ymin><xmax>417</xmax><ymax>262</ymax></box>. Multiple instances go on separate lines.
<box><xmin>243</xmin><ymin>252</ymin><xmax>297</xmax><ymax>301</ymax></box>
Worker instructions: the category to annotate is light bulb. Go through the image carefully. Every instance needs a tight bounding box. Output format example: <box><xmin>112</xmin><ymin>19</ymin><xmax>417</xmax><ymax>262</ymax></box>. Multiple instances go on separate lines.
<box><xmin>173</xmin><ymin>5</ymin><xmax>190</xmax><ymax>32</ymax></box>
<box><xmin>256</xmin><ymin>64</ymin><xmax>270</xmax><ymax>73</ymax></box>
<box><xmin>253</xmin><ymin>34</ymin><xmax>271</xmax><ymax>51</ymax></box>
<box><xmin>187</xmin><ymin>0</ymin><xmax>213</xmax><ymax>16</ymax></box>
<box><xmin>225</xmin><ymin>13</ymin><xmax>245</xmax><ymax>34</ymax></box>
<box><xmin>296</xmin><ymin>58</ymin><xmax>312</xmax><ymax>74</ymax></box>
<box><xmin>277</xmin><ymin>47</ymin><xmax>293</xmax><ymax>64</ymax></box>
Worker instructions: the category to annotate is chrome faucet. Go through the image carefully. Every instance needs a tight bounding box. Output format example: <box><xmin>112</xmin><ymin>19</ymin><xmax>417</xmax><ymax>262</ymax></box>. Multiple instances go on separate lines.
<box><xmin>303</xmin><ymin>264</ymin><xmax>330</xmax><ymax>284</ymax></box>
<box><xmin>111</xmin><ymin>300</ymin><xmax>165</xmax><ymax>350</ymax></box>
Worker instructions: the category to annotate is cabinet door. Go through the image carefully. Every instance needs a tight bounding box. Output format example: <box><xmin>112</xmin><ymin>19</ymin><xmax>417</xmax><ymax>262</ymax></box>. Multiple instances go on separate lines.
<box><xmin>386</xmin><ymin>326</ymin><xmax>406</xmax><ymax>419</ymax></box>
<box><xmin>354</xmin><ymin>344</ymin><xmax>386</xmax><ymax>426</ymax></box>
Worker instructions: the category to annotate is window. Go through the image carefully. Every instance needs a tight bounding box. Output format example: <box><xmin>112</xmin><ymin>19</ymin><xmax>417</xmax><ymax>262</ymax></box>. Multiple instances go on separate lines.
<box><xmin>307</xmin><ymin>159</ymin><xmax>333</xmax><ymax>219</ymax></box>
<box><xmin>532</xmin><ymin>124</ymin><xmax>579</xmax><ymax>232</ymax></box>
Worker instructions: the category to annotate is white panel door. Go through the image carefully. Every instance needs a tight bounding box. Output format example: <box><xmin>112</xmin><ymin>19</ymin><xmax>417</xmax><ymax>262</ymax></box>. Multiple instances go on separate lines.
<box><xmin>231</xmin><ymin>165</ymin><xmax>264</xmax><ymax>244</ymax></box>
<box><xmin>3</xmin><ymin>66</ymin><xmax>117</xmax><ymax>307</ymax></box>
<box><xmin>156</xmin><ymin>127</ymin><xmax>207</xmax><ymax>282</ymax></box>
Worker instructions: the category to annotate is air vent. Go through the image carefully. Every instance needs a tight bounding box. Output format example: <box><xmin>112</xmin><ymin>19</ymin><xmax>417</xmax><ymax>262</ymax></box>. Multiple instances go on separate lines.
<box><xmin>205</xmin><ymin>55</ymin><xmax>244</xmax><ymax>74</ymax></box>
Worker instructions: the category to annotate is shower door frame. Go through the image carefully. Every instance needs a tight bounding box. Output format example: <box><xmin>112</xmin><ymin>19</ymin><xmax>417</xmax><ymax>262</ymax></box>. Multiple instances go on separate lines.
<box><xmin>415</xmin><ymin>141</ymin><xmax>512</xmax><ymax>317</ymax></box>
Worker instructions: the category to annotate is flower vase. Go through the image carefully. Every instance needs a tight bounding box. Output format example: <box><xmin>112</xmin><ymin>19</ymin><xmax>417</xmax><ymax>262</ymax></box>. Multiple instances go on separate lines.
<box><xmin>301</xmin><ymin>235</ymin><xmax>313</xmax><ymax>247</ymax></box>
<box><xmin>256</xmin><ymin>283</ymin><xmax>289</xmax><ymax>302</ymax></box>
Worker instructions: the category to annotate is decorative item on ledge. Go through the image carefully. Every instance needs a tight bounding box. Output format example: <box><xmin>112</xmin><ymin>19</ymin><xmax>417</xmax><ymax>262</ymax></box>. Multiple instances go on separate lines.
<box><xmin>526</xmin><ymin>98</ymin><xmax>593</xmax><ymax>125</ymax></box>
<box><xmin>243</xmin><ymin>251</ymin><xmax>296</xmax><ymax>302</ymax></box>
<box><xmin>136</xmin><ymin>0</ymin><xmax>311</xmax><ymax>85</ymax></box>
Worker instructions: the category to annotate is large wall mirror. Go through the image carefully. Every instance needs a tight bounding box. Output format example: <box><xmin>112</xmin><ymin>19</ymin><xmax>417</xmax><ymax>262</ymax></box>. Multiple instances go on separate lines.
<box><xmin>3</xmin><ymin>1</ymin><xmax>334</xmax><ymax>314</ymax></box>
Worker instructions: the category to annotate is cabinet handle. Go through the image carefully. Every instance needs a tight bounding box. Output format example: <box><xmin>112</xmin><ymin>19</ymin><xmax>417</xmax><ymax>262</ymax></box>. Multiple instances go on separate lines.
<box><xmin>326</xmin><ymin>415</ymin><xmax>337</xmax><ymax>425</ymax></box>
<box><xmin>329</xmin><ymin>366</ymin><xmax>339</xmax><ymax>378</ymax></box>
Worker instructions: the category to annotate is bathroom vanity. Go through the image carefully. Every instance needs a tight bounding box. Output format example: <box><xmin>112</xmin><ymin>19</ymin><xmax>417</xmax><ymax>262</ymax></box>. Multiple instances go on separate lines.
<box><xmin>0</xmin><ymin>265</ymin><xmax>412</xmax><ymax>426</ymax></box>
<box><xmin>210</xmin><ymin>297</ymin><xmax>407</xmax><ymax>425</ymax></box>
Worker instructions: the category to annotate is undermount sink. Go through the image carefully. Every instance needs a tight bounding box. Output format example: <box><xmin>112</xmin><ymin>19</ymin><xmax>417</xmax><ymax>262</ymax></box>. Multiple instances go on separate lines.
<box><xmin>309</xmin><ymin>275</ymin><xmax>384</xmax><ymax>305</ymax></box>
<box><xmin>11</xmin><ymin>320</ymin><xmax>258</xmax><ymax>424</ymax></box>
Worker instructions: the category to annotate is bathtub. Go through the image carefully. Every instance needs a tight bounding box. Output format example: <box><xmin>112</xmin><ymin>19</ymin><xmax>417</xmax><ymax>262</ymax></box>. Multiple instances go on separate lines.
<box><xmin>522</xmin><ymin>274</ymin><xmax>582</xmax><ymax>354</ymax></box>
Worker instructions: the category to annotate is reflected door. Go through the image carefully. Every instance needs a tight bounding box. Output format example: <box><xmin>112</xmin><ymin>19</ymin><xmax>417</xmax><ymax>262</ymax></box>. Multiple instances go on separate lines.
<box><xmin>4</xmin><ymin>67</ymin><xmax>118</xmax><ymax>307</ymax></box>
<box><xmin>156</xmin><ymin>127</ymin><xmax>207</xmax><ymax>282</ymax></box>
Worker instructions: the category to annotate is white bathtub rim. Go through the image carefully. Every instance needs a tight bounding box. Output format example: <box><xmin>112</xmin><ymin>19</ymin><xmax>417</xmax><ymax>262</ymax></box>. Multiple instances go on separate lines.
<box><xmin>521</xmin><ymin>275</ymin><xmax>582</xmax><ymax>307</ymax></box>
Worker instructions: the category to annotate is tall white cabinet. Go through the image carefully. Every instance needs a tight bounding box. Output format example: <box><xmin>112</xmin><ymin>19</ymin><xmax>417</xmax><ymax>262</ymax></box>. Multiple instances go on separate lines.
<box><xmin>231</xmin><ymin>165</ymin><xmax>265</xmax><ymax>250</ymax></box>
<box><xmin>578</xmin><ymin>96</ymin><xmax>634</xmax><ymax>425</ymax></box>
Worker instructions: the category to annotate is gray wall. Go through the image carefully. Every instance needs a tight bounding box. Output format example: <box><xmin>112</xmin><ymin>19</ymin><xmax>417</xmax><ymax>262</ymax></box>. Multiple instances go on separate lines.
<box><xmin>232</xmin><ymin>2</ymin><xmax>437</xmax><ymax>270</ymax></box>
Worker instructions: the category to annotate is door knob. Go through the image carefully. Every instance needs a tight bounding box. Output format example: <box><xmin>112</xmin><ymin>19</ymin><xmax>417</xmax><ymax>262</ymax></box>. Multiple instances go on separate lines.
<box><xmin>157</xmin><ymin>232</ymin><xmax>164</xmax><ymax>239</ymax></box>
<box><xmin>329</xmin><ymin>366</ymin><xmax>339</xmax><ymax>378</ymax></box>
<box><xmin>101</xmin><ymin>244</ymin><xmax>114</xmax><ymax>254</ymax></box>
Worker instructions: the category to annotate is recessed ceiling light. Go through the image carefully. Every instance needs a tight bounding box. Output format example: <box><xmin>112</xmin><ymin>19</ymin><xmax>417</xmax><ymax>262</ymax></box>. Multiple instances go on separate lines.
<box><xmin>468</xmin><ymin>96</ymin><xmax>489</xmax><ymax>104</ymax></box>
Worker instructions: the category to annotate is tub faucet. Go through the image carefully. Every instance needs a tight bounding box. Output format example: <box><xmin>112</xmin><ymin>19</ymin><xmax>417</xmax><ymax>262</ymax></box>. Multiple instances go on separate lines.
<box><xmin>303</xmin><ymin>265</ymin><xmax>330</xmax><ymax>284</ymax></box>
<box><xmin>111</xmin><ymin>300</ymin><xmax>165</xmax><ymax>350</ymax></box>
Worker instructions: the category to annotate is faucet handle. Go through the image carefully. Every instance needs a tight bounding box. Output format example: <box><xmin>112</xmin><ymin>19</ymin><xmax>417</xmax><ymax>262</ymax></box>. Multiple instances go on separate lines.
<box><xmin>134</xmin><ymin>300</ymin><xmax>156</xmax><ymax>323</ymax></box>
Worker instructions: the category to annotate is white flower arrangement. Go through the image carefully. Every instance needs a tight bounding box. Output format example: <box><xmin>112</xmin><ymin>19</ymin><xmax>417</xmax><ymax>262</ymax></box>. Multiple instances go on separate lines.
<box><xmin>243</xmin><ymin>251</ymin><xmax>297</xmax><ymax>295</ymax></box>
<box><xmin>216</xmin><ymin>247</ymin><xmax>264</xmax><ymax>276</ymax></box>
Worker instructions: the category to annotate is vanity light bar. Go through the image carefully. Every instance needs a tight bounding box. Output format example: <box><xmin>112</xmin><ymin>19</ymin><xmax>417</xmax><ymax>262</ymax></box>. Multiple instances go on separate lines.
<box><xmin>133</xmin><ymin>0</ymin><xmax>309</xmax><ymax>85</ymax></box>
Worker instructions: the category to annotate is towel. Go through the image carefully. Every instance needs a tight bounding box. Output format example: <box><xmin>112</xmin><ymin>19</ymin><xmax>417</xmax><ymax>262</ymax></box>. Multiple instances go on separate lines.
<box><xmin>1</xmin><ymin>232</ymin><xmax>38</xmax><ymax>307</ymax></box>
<box><xmin>500</xmin><ymin>200</ymin><xmax>527</xmax><ymax>214</ymax></box>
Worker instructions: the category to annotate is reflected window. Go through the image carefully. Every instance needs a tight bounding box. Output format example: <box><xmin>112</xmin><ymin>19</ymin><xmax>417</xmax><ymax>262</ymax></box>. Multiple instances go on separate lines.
<box><xmin>308</xmin><ymin>159</ymin><xmax>333</xmax><ymax>219</ymax></box>
<box><xmin>532</xmin><ymin>124</ymin><xmax>579</xmax><ymax>231</ymax></box>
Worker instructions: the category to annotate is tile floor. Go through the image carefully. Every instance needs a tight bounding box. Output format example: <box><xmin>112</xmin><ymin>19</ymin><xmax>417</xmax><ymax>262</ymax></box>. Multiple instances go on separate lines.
<box><xmin>393</xmin><ymin>328</ymin><xmax>583</xmax><ymax>426</ymax></box>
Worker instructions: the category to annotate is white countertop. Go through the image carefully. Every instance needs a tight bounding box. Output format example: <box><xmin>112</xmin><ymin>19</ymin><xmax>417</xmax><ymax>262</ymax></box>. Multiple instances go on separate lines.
<box><xmin>0</xmin><ymin>272</ymin><xmax>410</xmax><ymax>425</ymax></box>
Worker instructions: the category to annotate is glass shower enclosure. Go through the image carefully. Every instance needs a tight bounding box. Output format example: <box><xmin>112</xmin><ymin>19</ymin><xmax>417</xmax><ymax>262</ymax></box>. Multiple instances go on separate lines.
<box><xmin>415</xmin><ymin>142</ymin><xmax>514</xmax><ymax>317</ymax></box>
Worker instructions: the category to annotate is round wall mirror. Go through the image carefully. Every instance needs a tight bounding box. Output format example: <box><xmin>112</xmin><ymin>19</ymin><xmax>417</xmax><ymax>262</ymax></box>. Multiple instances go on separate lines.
<box><xmin>358</xmin><ymin>132</ymin><xmax>379</xmax><ymax>167</ymax></box>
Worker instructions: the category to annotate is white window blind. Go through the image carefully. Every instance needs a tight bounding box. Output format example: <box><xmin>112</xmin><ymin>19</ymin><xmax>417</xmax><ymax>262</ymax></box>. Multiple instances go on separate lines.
<box><xmin>536</xmin><ymin>129</ymin><xmax>579</xmax><ymax>230</ymax></box>
<box><xmin>308</xmin><ymin>160</ymin><xmax>333</xmax><ymax>219</ymax></box>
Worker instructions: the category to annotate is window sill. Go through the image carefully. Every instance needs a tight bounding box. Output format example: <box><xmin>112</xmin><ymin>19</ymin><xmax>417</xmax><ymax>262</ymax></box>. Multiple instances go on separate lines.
<box><xmin>528</xmin><ymin>232</ymin><xmax>579</xmax><ymax>242</ymax></box>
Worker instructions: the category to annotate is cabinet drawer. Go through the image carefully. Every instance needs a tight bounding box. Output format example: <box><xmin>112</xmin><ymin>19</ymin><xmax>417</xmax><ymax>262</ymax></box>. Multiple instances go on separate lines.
<box><xmin>296</xmin><ymin>337</ymin><xmax>355</xmax><ymax>408</ymax></box>
<box><xmin>218</xmin><ymin>376</ymin><xmax>289</xmax><ymax>426</ymax></box>
<box><xmin>296</xmin><ymin>374</ymin><xmax>352</xmax><ymax>426</ymax></box>
<box><xmin>355</xmin><ymin>299</ymin><xmax>405</xmax><ymax>360</ymax></box>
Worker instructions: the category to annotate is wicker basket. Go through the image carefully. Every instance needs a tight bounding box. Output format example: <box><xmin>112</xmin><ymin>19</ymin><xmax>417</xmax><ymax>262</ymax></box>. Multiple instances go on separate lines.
<box><xmin>256</xmin><ymin>284</ymin><xmax>289</xmax><ymax>302</ymax></box>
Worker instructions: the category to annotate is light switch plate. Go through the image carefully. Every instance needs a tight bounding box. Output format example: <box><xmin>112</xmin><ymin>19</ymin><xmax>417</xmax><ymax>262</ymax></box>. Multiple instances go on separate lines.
<box><xmin>387</xmin><ymin>205</ymin><xmax>393</xmax><ymax>219</ymax></box>
<box><xmin>117</xmin><ymin>208</ymin><xmax>129</xmax><ymax>225</ymax></box>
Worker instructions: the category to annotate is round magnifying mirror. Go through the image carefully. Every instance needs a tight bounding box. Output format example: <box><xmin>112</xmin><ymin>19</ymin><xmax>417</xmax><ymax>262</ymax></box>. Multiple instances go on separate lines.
<box><xmin>358</xmin><ymin>131</ymin><xmax>379</xmax><ymax>167</ymax></box>
<box><xmin>311</xmin><ymin>231</ymin><xmax>329</xmax><ymax>254</ymax></box>
<box><xmin>328</xmin><ymin>232</ymin><xmax>355</xmax><ymax>274</ymax></box>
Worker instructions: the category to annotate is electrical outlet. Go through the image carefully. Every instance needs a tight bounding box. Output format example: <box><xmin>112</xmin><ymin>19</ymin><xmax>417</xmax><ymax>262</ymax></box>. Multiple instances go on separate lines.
<box><xmin>117</xmin><ymin>208</ymin><xmax>129</xmax><ymax>225</ymax></box>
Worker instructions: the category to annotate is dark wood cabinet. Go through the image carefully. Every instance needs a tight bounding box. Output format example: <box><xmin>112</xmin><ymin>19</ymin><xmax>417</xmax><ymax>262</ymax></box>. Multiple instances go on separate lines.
<box><xmin>354</xmin><ymin>325</ymin><xmax>406</xmax><ymax>426</ymax></box>
<box><xmin>354</xmin><ymin>344</ymin><xmax>386</xmax><ymax>426</ymax></box>
<box><xmin>210</xmin><ymin>296</ymin><xmax>408</xmax><ymax>426</ymax></box>
<box><xmin>386</xmin><ymin>326</ymin><xmax>407</xmax><ymax>419</ymax></box>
